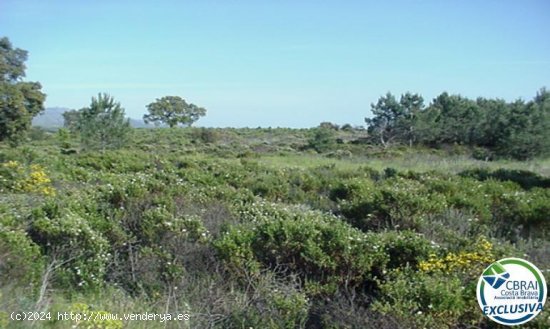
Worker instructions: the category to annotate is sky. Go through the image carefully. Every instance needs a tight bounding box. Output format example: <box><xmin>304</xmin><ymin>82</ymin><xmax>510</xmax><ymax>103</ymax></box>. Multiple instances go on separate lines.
<box><xmin>1</xmin><ymin>0</ymin><xmax>549</xmax><ymax>127</ymax></box>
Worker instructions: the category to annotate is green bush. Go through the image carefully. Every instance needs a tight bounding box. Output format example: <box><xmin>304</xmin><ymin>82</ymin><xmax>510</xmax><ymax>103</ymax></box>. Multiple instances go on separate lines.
<box><xmin>0</xmin><ymin>226</ymin><xmax>44</xmax><ymax>287</ymax></box>
<box><xmin>28</xmin><ymin>205</ymin><xmax>110</xmax><ymax>289</ymax></box>
<box><xmin>373</xmin><ymin>269</ymin><xmax>479</xmax><ymax>329</ymax></box>
<box><xmin>471</xmin><ymin>147</ymin><xmax>493</xmax><ymax>161</ymax></box>
<box><xmin>460</xmin><ymin>168</ymin><xmax>550</xmax><ymax>189</ymax></box>
<box><xmin>338</xmin><ymin>177</ymin><xmax>446</xmax><ymax>231</ymax></box>
<box><xmin>191</xmin><ymin>127</ymin><xmax>219</xmax><ymax>144</ymax></box>
<box><xmin>308</xmin><ymin>128</ymin><xmax>336</xmax><ymax>153</ymax></box>
<box><xmin>215</xmin><ymin>202</ymin><xmax>400</xmax><ymax>295</ymax></box>
<box><xmin>74</xmin><ymin>151</ymin><xmax>150</xmax><ymax>173</ymax></box>
<box><xmin>379</xmin><ymin>230</ymin><xmax>432</xmax><ymax>270</ymax></box>
<box><xmin>490</xmin><ymin>188</ymin><xmax>550</xmax><ymax>239</ymax></box>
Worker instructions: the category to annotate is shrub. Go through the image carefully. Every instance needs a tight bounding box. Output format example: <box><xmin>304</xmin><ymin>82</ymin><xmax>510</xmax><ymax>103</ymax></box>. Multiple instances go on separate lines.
<box><xmin>191</xmin><ymin>127</ymin><xmax>219</xmax><ymax>144</ymax></box>
<box><xmin>0</xmin><ymin>227</ymin><xmax>44</xmax><ymax>287</ymax></box>
<box><xmin>340</xmin><ymin>123</ymin><xmax>354</xmax><ymax>131</ymax></box>
<box><xmin>308</xmin><ymin>128</ymin><xmax>336</xmax><ymax>153</ymax></box>
<box><xmin>330</xmin><ymin>177</ymin><xmax>377</xmax><ymax>202</ymax></box>
<box><xmin>27</xmin><ymin>127</ymin><xmax>51</xmax><ymax>141</ymax></box>
<box><xmin>460</xmin><ymin>168</ymin><xmax>550</xmax><ymax>190</ymax></box>
<box><xmin>246</xmin><ymin>172</ymin><xmax>289</xmax><ymax>200</ymax></box>
<box><xmin>319</xmin><ymin>122</ymin><xmax>340</xmax><ymax>130</ymax></box>
<box><xmin>379</xmin><ymin>230</ymin><xmax>432</xmax><ymax>271</ymax></box>
<box><xmin>218</xmin><ymin>270</ymin><xmax>310</xmax><ymax>329</ymax></box>
<box><xmin>418</xmin><ymin>236</ymin><xmax>495</xmax><ymax>280</ymax></box>
<box><xmin>28</xmin><ymin>206</ymin><xmax>110</xmax><ymax>289</ymax></box>
<box><xmin>338</xmin><ymin>177</ymin><xmax>446</xmax><ymax>231</ymax></box>
<box><xmin>57</xmin><ymin>127</ymin><xmax>78</xmax><ymax>154</ymax></box>
<box><xmin>215</xmin><ymin>202</ymin><xmax>392</xmax><ymax>295</ymax></box>
<box><xmin>490</xmin><ymin>188</ymin><xmax>550</xmax><ymax>240</ymax></box>
<box><xmin>0</xmin><ymin>160</ymin><xmax>56</xmax><ymax>196</ymax></box>
<box><xmin>373</xmin><ymin>269</ymin><xmax>477</xmax><ymax>329</ymax></box>
<box><xmin>383</xmin><ymin>167</ymin><xmax>398</xmax><ymax>178</ymax></box>
<box><xmin>74</xmin><ymin>151</ymin><xmax>150</xmax><ymax>173</ymax></box>
<box><xmin>372</xmin><ymin>237</ymin><xmax>504</xmax><ymax>329</ymax></box>
<box><xmin>472</xmin><ymin>147</ymin><xmax>493</xmax><ymax>161</ymax></box>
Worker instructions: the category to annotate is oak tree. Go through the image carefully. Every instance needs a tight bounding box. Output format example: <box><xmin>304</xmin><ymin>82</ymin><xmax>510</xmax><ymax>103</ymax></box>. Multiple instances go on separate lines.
<box><xmin>144</xmin><ymin>96</ymin><xmax>206</xmax><ymax>128</ymax></box>
<box><xmin>0</xmin><ymin>37</ymin><xmax>46</xmax><ymax>144</ymax></box>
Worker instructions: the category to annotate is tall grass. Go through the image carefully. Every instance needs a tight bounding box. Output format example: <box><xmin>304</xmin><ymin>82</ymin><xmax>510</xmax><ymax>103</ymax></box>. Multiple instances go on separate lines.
<box><xmin>258</xmin><ymin>153</ymin><xmax>550</xmax><ymax>176</ymax></box>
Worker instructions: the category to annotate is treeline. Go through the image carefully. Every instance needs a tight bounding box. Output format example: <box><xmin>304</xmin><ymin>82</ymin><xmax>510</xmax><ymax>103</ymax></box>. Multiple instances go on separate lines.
<box><xmin>365</xmin><ymin>89</ymin><xmax>550</xmax><ymax>159</ymax></box>
<box><xmin>2</xmin><ymin>36</ymin><xmax>550</xmax><ymax>160</ymax></box>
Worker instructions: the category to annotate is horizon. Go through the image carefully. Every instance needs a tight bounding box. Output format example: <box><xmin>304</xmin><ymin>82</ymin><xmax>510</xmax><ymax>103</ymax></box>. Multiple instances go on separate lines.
<box><xmin>2</xmin><ymin>0</ymin><xmax>549</xmax><ymax>128</ymax></box>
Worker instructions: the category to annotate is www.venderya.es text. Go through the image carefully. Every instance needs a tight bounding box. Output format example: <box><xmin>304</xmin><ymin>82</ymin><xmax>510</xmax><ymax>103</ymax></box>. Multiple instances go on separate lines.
<box><xmin>11</xmin><ymin>311</ymin><xmax>190</xmax><ymax>323</ymax></box>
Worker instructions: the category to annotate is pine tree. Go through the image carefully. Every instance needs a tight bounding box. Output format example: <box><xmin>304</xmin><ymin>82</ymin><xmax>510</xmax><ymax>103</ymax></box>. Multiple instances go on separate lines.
<box><xmin>77</xmin><ymin>93</ymin><xmax>130</xmax><ymax>151</ymax></box>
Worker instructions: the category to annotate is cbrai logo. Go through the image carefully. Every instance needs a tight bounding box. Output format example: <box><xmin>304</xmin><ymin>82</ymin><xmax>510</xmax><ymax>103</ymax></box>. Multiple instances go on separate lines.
<box><xmin>482</xmin><ymin>261</ymin><xmax>510</xmax><ymax>289</ymax></box>
<box><xmin>477</xmin><ymin>258</ymin><xmax>547</xmax><ymax>326</ymax></box>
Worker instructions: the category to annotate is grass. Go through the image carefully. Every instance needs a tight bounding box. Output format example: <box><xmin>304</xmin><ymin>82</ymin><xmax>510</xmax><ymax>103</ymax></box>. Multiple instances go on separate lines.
<box><xmin>258</xmin><ymin>153</ymin><xmax>550</xmax><ymax>176</ymax></box>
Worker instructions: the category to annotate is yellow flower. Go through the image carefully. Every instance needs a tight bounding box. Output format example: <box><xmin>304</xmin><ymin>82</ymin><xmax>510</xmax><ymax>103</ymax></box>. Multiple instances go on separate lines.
<box><xmin>1</xmin><ymin>161</ymin><xmax>55</xmax><ymax>196</ymax></box>
<box><xmin>419</xmin><ymin>237</ymin><xmax>494</xmax><ymax>275</ymax></box>
<box><xmin>2</xmin><ymin>160</ymin><xmax>20</xmax><ymax>168</ymax></box>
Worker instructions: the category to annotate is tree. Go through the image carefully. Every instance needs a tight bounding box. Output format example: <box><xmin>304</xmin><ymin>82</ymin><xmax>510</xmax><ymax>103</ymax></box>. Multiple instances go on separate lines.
<box><xmin>365</xmin><ymin>88</ymin><xmax>549</xmax><ymax>159</ymax></box>
<box><xmin>62</xmin><ymin>109</ymin><xmax>81</xmax><ymax>133</ymax></box>
<box><xmin>144</xmin><ymin>96</ymin><xmax>206</xmax><ymax>128</ymax></box>
<box><xmin>399</xmin><ymin>92</ymin><xmax>424</xmax><ymax>147</ymax></box>
<box><xmin>475</xmin><ymin>97</ymin><xmax>510</xmax><ymax>148</ymax></box>
<box><xmin>0</xmin><ymin>37</ymin><xmax>46</xmax><ymax>144</ymax></box>
<box><xmin>496</xmin><ymin>89</ymin><xmax>550</xmax><ymax>159</ymax></box>
<box><xmin>418</xmin><ymin>93</ymin><xmax>481</xmax><ymax>146</ymax></box>
<box><xmin>365</xmin><ymin>93</ymin><xmax>403</xmax><ymax>148</ymax></box>
<box><xmin>365</xmin><ymin>92</ymin><xmax>424</xmax><ymax>148</ymax></box>
<box><xmin>76</xmin><ymin>93</ymin><xmax>130</xmax><ymax>151</ymax></box>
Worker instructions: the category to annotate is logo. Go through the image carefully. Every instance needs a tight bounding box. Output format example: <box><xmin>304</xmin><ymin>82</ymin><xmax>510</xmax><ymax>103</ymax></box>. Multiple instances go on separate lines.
<box><xmin>477</xmin><ymin>258</ymin><xmax>547</xmax><ymax>326</ymax></box>
<box><xmin>482</xmin><ymin>262</ymin><xmax>510</xmax><ymax>289</ymax></box>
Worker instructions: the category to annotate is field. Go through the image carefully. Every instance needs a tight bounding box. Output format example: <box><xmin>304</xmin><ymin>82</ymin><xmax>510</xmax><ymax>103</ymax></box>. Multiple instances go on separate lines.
<box><xmin>1</xmin><ymin>127</ymin><xmax>549</xmax><ymax>328</ymax></box>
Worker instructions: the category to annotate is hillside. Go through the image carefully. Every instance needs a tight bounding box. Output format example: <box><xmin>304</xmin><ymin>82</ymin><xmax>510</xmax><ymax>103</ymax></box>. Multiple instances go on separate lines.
<box><xmin>32</xmin><ymin>107</ymin><xmax>67</xmax><ymax>128</ymax></box>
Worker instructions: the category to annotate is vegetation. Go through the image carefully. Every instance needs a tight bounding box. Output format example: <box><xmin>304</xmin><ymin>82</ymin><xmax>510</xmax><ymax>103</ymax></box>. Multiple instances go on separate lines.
<box><xmin>365</xmin><ymin>92</ymin><xmax>423</xmax><ymax>148</ymax></box>
<box><xmin>1</xmin><ymin>126</ymin><xmax>550</xmax><ymax>328</ymax></box>
<box><xmin>0</xmin><ymin>37</ymin><xmax>46</xmax><ymax>144</ymax></box>
<box><xmin>72</xmin><ymin>93</ymin><xmax>131</xmax><ymax>151</ymax></box>
<box><xmin>144</xmin><ymin>96</ymin><xmax>206</xmax><ymax>128</ymax></box>
<box><xmin>1</xmin><ymin>37</ymin><xmax>549</xmax><ymax>328</ymax></box>
<box><xmin>366</xmin><ymin>89</ymin><xmax>550</xmax><ymax>159</ymax></box>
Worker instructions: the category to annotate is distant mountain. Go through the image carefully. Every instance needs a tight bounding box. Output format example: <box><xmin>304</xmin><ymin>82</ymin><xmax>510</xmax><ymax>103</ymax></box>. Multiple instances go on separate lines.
<box><xmin>32</xmin><ymin>107</ymin><xmax>152</xmax><ymax>129</ymax></box>
<box><xmin>128</xmin><ymin>118</ymin><xmax>153</xmax><ymax>128</ymax></box>
<box><xmin>32</xmin><ymin>107</ymin><xmax>67</xmax><ymax>128</ymax></box>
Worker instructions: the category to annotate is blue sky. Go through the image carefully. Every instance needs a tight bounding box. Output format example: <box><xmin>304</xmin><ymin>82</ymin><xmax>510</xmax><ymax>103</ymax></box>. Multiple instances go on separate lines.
<box><xmin>1</xmin><ymin>0</ymin><xmax>549</xmax><ymax>127</ymax></box>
